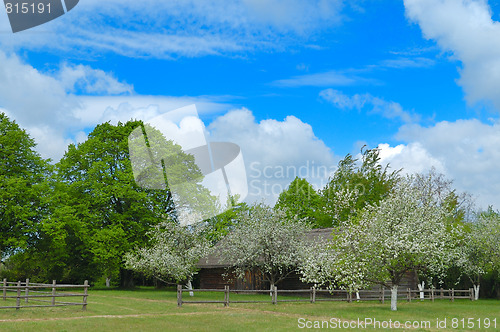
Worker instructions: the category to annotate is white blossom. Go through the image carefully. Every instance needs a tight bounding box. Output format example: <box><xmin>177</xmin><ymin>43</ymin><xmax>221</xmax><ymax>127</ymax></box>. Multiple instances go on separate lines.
<box><xmin>125</xmin><ymin>219</ymin><xmax>210</xmax><ymax>285</ymax></box>
<box><xmin>219</xmin><ymin>204</ymin><xmax>310</xmax><ymax>289</ymax></box>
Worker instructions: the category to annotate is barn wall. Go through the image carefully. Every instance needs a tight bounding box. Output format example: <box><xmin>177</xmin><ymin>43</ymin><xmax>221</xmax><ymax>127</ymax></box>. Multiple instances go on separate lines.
<box><xmin>199</xmin><ymin>268</ymin><xmax>419</xmax><ymax>290</ymax></box>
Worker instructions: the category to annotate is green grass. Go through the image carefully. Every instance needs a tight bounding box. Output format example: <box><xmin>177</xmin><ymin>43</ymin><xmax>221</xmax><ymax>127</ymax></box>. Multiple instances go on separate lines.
<box><xmin>0</xmin><ymin>287</ymin><xmax>497</xmax><ymax>331</ymax></box>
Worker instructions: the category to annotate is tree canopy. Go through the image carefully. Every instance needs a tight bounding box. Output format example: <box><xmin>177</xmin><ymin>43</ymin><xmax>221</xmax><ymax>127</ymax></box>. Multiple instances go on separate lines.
<box><xmin>301</xmin><ymin>176</ymin><xmax>455</xmax><ymax>311</ymax></box>
<box><xmin>125</xmin><ymin>218</ymin><xmax>210</xmax><ymax>286</ymax></box>
<box><xmin>320</xmin><ymin>147</ymin><xmax>400</xmax><ymax>226</ymax></box>
<box><xmin>0</xmin><ymin>113</ymin><xmax>50</xmax><ymax>259</ymax></box>
<box><xmin>275</xmin><ymin>177</ymin><xmax>327</xmax><ymax>227</ymax></box>
<box><xmin>218</xmin><ymin>203</ymin><xmax>310</xmax><ymax>289</ymax></box>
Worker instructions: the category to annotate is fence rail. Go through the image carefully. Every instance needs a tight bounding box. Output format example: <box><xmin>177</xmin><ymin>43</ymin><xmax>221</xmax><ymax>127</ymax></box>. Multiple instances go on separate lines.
<box><xmin>1</xmin><ymin>279</ymin><xmax>89</xmax><ymax>310</ymax></box>
<box><xmin>177</xmin><ymin>285</ymin><xmax>474</xmax><ymax>307</ymax></box>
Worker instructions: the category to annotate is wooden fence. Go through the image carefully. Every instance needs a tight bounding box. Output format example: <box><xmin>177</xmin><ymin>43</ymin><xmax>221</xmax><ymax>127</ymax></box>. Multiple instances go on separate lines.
<box><xmin>1</xmin><ymin>279</ymin><xmax>89</xmax><ymax>310</ymax></box>
<box><xmin>177</xmin><ymin>285</ymin><xmax>474</xmax><ymax>307</ymax></box>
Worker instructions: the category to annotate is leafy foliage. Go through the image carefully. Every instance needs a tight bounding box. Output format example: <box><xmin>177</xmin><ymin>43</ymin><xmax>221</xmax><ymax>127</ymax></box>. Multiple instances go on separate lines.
<box><xmin>0</xmin><ymin>113</ymin><xmax>50</xmax><ymax>259</ymax></box>
<box><xmin>275</xmin><ymin>177</ymin><xmax>327</xmax><ymax>227</ymax></box>
<box><xmin>320</xmin><ymin>147</ymin><xmax>400</xmax><ymax>226</ymax></box>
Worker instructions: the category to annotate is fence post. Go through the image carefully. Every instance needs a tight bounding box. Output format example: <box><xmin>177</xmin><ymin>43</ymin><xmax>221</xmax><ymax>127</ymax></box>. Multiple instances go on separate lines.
<box><xmin>440</xmin><ymin>288</ymin><xmax>444</xmax><ymax>299</ymax></box>
<box><xmin>272</xmin><ymin>285</ymin><xmax>278</xmax><ymax>305</ymax></box>
<box><xmin>51</xmin><ymin>280</ymin><xmax>56</xmax><ymax>306</ymax></box>
<box><xmin>224</xmin><ymin>285</ymin><xmax>229</xmax><ymax>307</ymax></box>
<box><xmin>82</xmin><ymin>280</ymin><xmax>88</xmax><ymax>311</ymax></box>
<box><xmin>16</xmin><ymin>281</ymin><xmax>21</xmax><ymax>310</ymax></box>
<box><xmin>25</xmin><ymin>278</ymin><xmax>29</xmax><ymax>304</ymax></box>
<box><xmin>2</xmin><ymin>278</ymin><xmax>6</xmax><ymax>301</ymax></box>
<box><xmin>381</xmin><ymin>287</ymin><xmax>385</xmax><ymax>304</ymax></box>
<box><xmin>451</xmin><ymin>288</ymin><xmax>454</xmax><ymax>302</ymax></box>
<box><xmin>407</xmin><ymin>288</ymin><xmax>411</xmax><ymax>302</ymax></box>
<box><xmin>177</xmin><ymin>285</ymin><xmax>182</xmax><ymax>307</ymax></box>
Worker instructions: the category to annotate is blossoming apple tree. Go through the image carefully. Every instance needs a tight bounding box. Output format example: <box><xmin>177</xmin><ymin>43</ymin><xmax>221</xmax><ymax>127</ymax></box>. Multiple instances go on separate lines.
<box><xmin>301</xmin><ymin>176</ymin><xmax>455</xmax><ymax>311</ymax></box>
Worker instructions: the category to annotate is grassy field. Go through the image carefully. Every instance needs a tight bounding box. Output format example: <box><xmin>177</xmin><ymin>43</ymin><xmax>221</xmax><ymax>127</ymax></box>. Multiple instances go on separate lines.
<box><xmin>0</xmin><ymin>287</ymin><xmax>497</xmax><ymax>331</ymax></box>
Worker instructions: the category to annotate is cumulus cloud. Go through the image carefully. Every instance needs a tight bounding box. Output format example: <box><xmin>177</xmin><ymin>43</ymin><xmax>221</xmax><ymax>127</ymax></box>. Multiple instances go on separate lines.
<box><xmin>0</xmin><ymin>50</ymin><xmax>231</xmax><ymax>161</ymax></box>
<box><xmin>207</xmin><ymin>108</ymin><xmax>338</xmax><ymax>204</ymax></box>
<box><xmin>320</xmin><ymin>89</ymin><xmax>420</xmax><ymax>123</ymax></box>
<box><xmin>0</xmin><ymin>51</ymin><xmax>76</xmax><ymax>126</ymax></box>
<box><xmin>377</xmin><ymin>142</ymin><xmax>446</xmax><ymax>175</ymax></box>
<box><xmin>57</xmin><ymin>64</ymin><xmax>134</xmax><ymax>95</ymax></box>
<box><xmin>0</xmin><ymin>0</ymin><xmax>344</xmax><ymax>58</ymax></box>
<box><xmin>375</xmin><ymin>119</ymin><xmax>500</xmax><ymax>209</ymax></box>
<box><xmin>404</xmin><ymin>0</ymin><xmax>500</xmax><ymax>110</ymax></box>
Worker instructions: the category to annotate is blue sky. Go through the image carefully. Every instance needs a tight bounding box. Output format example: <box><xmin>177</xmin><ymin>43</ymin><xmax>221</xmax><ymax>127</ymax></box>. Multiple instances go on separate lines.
<box><xmin>2</xmin><ymin>0</ymin><xmax>500</xmax><ymax>208</ymax></box>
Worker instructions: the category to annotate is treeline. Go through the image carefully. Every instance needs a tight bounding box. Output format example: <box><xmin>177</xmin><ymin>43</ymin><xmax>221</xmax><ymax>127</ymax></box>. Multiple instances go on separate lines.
<box><xmin>0</xmin><ymin>115</ymin><xmax>176</xmax><ymax>286</ymax></box>
<box><xmin>0</xmin><ymin>112</ymin><xmax>499</xmax><ymax>298</ymax></box>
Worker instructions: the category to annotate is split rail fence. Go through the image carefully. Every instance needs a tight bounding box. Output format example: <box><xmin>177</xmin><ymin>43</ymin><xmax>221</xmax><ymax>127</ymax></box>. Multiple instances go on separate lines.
<box><xmin>177</xmin><ymin>285</ymin><xmax>474</xmax><ymax>307</ymax></box>
<box><xmin>1</xmin><ymin>279</ymin><xmax>89</xmax><ymax>310</ymax></box>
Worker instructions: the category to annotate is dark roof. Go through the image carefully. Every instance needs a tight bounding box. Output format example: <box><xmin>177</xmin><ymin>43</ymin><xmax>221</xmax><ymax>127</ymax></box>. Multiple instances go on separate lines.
<box><xmin>196</xmin><ymin>227</ymin><xmax>334</xmax><ymax>269</ymax></box>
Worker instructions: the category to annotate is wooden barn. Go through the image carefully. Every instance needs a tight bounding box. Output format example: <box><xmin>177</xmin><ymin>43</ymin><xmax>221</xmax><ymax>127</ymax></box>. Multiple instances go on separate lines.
<box><xmin>197</xmin><ymin>228</ymin><xmax>327</xmax><ymax>290</ymax></box>
<box><xmin>196</xmin><ymin>227</ymin><xmax>419</xmax><ymax>291</ymax></box>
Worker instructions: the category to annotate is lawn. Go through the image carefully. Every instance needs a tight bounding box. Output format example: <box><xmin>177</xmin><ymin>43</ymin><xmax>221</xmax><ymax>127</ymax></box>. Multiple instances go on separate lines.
<box><xmin>0</xmin><ymin>287</ymin><xmax>497</xmax><ymax>331</ymax></box>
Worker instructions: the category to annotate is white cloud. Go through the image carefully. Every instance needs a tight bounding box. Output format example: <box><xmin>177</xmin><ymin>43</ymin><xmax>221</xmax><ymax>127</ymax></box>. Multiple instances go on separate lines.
<box><xmin>0</xmin><ymin>0</ymin><xmax>344</xmax><ymax>58</ymax></box>
<box><xmin>58</xmin><ymin>64</ymin><xmax>133</xmax><ymax>95</ymax></box>
<box><xmin>379</xmin><ymin>56</ymin><xmax>435</xmax><ymax>69</ymax></box>
<box><xmin>376</xmin><ymin>119</ymin><xmax>500</xmax><ymax>209</ymax></box>
<box><xmin>272</xmin><ymin>70</ymin><xmax>371</xmax><ymax>88</ymax></box>
<box><xmin>0</xmin><ymin>51</ymin><xmax>76</xmax><ymax>126</ymax></box>
<box><xmin>207</xmin><ymin>108</ymin><xmax>338</xmax><ymax>204</ymax></box>
<box><xmin>320</xmin><ymin>89</ymin><xmax>420</xmax><ymax>123</ymax></box>
<box><xmin>377</xmin><ymin>142</ymin><xmax>446</xmax><ymax>175</ymax></box>
<box><xmin>0</xmin><ymin>50</ymin><xmax>233</xmax><ymax>161</ymax></box>
<box><xmin>404</xmin><ymin>0</ymin><xmax>500</xmax><ymax>110</ymax></box>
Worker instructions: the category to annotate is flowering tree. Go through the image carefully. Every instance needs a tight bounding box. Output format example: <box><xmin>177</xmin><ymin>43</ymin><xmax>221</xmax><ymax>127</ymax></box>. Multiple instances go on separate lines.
<box><xmin>218</xmin><ymin>203</ymin><xmax>310</xmax><ymax>291</ymax></box>
<box><xmin>125</xmin><ymin>217</ymin><xmax>210</xmax><ymax>295</ymax></box>
<box><xmin>456</xmin><ymin>209</ymin><xmax>500</xmax><ymax>299</ymax></box>
<box><xmin>301</xmin><ymin>176</ymin><xmax>454</xmax><ymax>311</ymax></box>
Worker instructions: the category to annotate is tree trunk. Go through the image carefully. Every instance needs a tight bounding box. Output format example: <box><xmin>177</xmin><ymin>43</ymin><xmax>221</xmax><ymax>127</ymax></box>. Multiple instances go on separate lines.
<box><xmin>418</xmin><ymin>281</ymin><xmax>425</xmax><ymax>300</ymax></box>
<box><xmin>473</xmin><ymin>284</ymin><xmax>480</xmax><ymax>300</ymax></box>
<box><xmin>186</xmin><ymin>279</ymin><xmax>194</xmax><ymax>297</ymax></box>
<box><xmin>106</xmin><ymin>277</ymin><xmax>111</xmax><ymax>288</ymax></box>
<box><xmin>355</xmin><ymin>291</ymin><xmax>360</xmax><ymax>301</ymax></box>
<box><xmin>270</xmin><ymin>283</ymin><xmax>275</xmax><ymax>297</ymax></box>
<box><xmin>391</xmin><ymin>285</ymin><xmax>398</xmax><ymax>311</ymax></box>
<box><xmin>119</xmin><ymin>268</ymin><xmax>135</xmax><ymax>288</ymax></box>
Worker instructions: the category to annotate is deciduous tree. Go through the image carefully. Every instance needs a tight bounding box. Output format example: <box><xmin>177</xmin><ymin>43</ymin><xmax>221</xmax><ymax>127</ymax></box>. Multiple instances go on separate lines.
<box><xmin>301</xmin><ymin>176</ymin><xmax>454</xmax><ymax>311</ymax></box>
<box><xmin>125</xmin><ymin>216</ymin><xmax>210</xmax><ymax>294</ymax></box>
<box><xmin>0</xmin><ymin>113</ymin><xmax>50</xmax><ymax>259</ymax></box>
<box><xmin>219</xmin><ymin>203</ymin><xmax>310</xmax><ymax>291</ymax></box>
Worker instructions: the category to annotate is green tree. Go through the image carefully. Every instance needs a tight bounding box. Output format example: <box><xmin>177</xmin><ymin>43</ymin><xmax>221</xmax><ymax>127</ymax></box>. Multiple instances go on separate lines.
<box><xmin>275</xmin><ymin>177</ymin><xmax>327</xmax><ymax>227</ymax></box>
<box><xmin>0</xmin><ymin>113</ymin><xmax>50</xmax><ymax>260</ymax></box>
<box><xmin>320</xmin><ymin>146</ymin><xmax>399</xmax><ymax>226</ymax></box>
<box><xmin>203</xmin><ymin>195</ymin><xmax>249</xmax><ymax>244</ymax></box>
<box><xmin>52</xmin><ymin>120</ymin><xmax>209</xmax><ymax>285</ymax></box>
